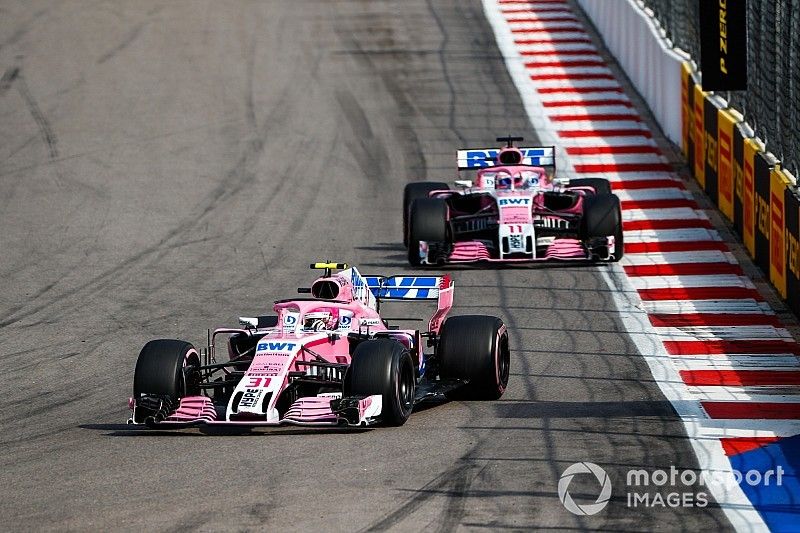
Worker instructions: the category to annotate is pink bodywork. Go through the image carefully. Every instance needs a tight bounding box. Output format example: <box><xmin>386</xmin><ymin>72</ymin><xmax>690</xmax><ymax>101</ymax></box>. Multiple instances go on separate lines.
<box><xmin>129</xmin><ymin>268</ymin><xmax>454</xmax><ymax>427</ymax></box>
<box><xmin>421</xmin><ymin>163</ymin><xmax>611</xmax><ymax>263</ymax></box>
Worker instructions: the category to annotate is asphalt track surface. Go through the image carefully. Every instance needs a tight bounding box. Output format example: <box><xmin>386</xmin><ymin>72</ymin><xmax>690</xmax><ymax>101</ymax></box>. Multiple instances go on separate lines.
<box><xmin>0</xmin><ymin>1</ymin><xmax>732</xmax><ymax>531</ymax></box>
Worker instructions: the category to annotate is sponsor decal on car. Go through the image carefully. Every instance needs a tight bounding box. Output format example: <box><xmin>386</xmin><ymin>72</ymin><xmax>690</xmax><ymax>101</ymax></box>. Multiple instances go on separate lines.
<box><xmin>282</xmin><ymin>312</ymin><xmax>298</xmax><ymax>329</ymax></box>
<box><xmin>257</xmin><ymin>342</ymin><xmax>297</xmax><ymax>353</ymax></box>
<box><xmin>238</xmin><ymin>388</ymin><xmax>261</xmax><ymax>408</ymax></box>
<box><xmin>339</xmin><ymin>312</ymin><xmax>353</xmax><ymax>330</ymax></box>
<box><xmin>498</xmin><ymin>197</ymin><xmax>532</xmax><ymax>206</ymax></box>
<box><xmin>245</xmin><ymin>377</ymin><xmax>272</xmax><ymax>388</ymax></box>
<box><xmin>458</xmin><ymin>147</ymin><xmax>555</xmax><ymax>168</ymax></box>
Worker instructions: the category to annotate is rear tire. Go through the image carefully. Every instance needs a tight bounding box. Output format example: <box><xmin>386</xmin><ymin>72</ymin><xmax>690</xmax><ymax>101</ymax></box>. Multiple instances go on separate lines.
<box><xmin>438</xmin><ymin>315</ymin><xmax>510</xmax><ymax>400</ymax></box>
<box><xmin>403</xmin><ymin>182</ymin><xmax>449</xmax><ymax>246</ymax></box>
<box><xmin>345</xmin><ymin>339</ymin><xmax>416</xmax><ymax>426</ymax></box>
<box><xmin>407</xmin><ymin>198</ymin><xmax>448</xmax><ymax>266</ymax></box>
<box><xmin>133</xmin><ymin>339</ymin><xmax>200</xmax><ymax>403</ymax></box>
<box><xmin>581</xmin><ymin>193</ymin><xmax>623</xmax><ymax>261</ymax></box>
<box><xmin>570</xmin><ymin>177</ymin><xmax>611</xmax><ymax>196</ymax></box>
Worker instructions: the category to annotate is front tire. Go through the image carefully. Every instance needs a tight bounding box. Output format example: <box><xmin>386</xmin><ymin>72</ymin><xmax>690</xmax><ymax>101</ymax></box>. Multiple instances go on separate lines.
<box><xmin>133</xmin><ymin>339</ymin><xmax>200</xmax><ymax>403</ymax></box>
<box><xmin>407</xmin><ymin>198</ymin><xmax>448</xmax><ymax>266</ymax></box>
<box><xmin>438</xmin><ymin>315</ymin><xmax>510</xmax><ymax>400</ymax></box>
<box><xmin>345</xmin><ymin>339</ymin><xmax>416</xmax><ymax>426</ymax></box>
<box><xmin>403</xmin><ymin>181</ymin><xmax>449</xmax><ymax>246</ymax></box>
<box><xmin>581</xmin><ymin>193</ymin><xmax>623</xmax><ymax>262</ymax></box>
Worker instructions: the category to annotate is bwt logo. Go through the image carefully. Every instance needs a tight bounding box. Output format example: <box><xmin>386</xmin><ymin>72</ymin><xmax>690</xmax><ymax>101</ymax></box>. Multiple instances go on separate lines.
<box><xmin>465</xmin><ymin>150</ymin><xmax>499</xmax><ymax>167</ymax></box>
<box><xmin>257</xmin><ymin>342</ymin><xmax>297</xmax><ymax>352</ymax></box>
<box><xmin>498</xmin><ymin>198</ymin><xmax>531</xmax><ymax>206</ymax></box>
<box><xmin>463</xmin><ymin>149</ymin><xmax>550</xmax><ymax>168</ymax></box>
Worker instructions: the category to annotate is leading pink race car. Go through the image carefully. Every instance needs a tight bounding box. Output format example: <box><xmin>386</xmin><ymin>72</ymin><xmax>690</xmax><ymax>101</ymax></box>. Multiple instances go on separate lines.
<box><xmin>128</xmin><ymin>263</ymin><xmax>510</xmax><ymax>428</ymax></box>
<box><xmin>403</xmin><ymin>137</ymin><xmax>624</xmax><ymax>265</ymax></box>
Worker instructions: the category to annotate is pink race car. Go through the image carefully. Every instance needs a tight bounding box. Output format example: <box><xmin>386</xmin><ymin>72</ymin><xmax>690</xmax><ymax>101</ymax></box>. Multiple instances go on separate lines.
<box><xmin>128</xmin><ymin>263</ymin><xmax>510</xmax><ymax>428</ymax></box>
<box><xmin>403</xmin><ymin>137</ymin><xmax>623</xmax><ymax>265</ymax></box>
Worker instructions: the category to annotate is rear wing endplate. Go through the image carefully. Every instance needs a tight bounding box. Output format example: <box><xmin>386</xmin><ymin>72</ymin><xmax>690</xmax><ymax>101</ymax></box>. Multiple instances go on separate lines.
<box><xmin>457</xmin><ymin>146</ymin><xmax>555</xmax><ymax>170</ymax></box>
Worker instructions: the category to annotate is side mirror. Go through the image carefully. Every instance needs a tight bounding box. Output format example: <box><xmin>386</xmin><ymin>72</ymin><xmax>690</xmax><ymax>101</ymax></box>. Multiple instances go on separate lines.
<box><xmin>454</xmin><ymin>180</ymin><xmax>473</xmax><ymax>188</ymax></box>
<box><xmin>238</xmin><ymin>316</ymin><xmax>259</xmax><ymax>328</ymax></box>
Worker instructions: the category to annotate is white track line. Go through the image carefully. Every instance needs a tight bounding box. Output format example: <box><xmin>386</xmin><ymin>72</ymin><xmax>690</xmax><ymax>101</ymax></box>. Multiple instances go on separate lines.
<box><xmin>514</xmin><ymin>42</ymin><xmax>600</xmax><ymax>54</ymax></box>
<box><xmin>507</xmin><ymin>21</ymin><xmax>586</xmax><ymax>31</ymax></box>
<box><xmin>687</xmin><ymin>387</ymin><xmax>800</xmax><ymax>403</ymax></box>
<box><xmin>654</xmin><ymin>326</ymin><xmax>793</xmax><ymax>341</ymax></box>
<box><xmin>641</xmin><ymin>299</ymin><xmax>774</xmax><ymax>314</ymax></box>
<box><xmin>538</xmin><ymin>91</ymin><xmax>631</xmax><ymax>103</ymax></box>
<box><xmin>620</xmin><ymin>207</ymin><xmax>708</xmax><ymax>222</ymax></box>
<box><xmin>556</xmin><ymin>135</ymin><xmax>654</xmax><ymax>146</ymax></box>
<box><xmin>624</xmin><ymin>227</ymin><xmax>720</xmax><ymax>242</ymax></box>
<box><xmin>628</xmin><ymin>275</ymin><xmax>754</xmax><ymax>290</ymax></box>
<box><xmin>622</xmin><ymin>250</ymin><xmax>734</xmax><ymax>265</ymax></box>
<box><xmin>543</xmin><ymin>104</ymin><xmax>641</xmax><ymax>115</ymax></box>
<box><xmin>504</xmin><ymin>13</ymin><xmax>579</xmax><ymax>21</ymax></box>
<box><xmin>625</xmin><ymin>228</ymin><xmax>718</xmax><ymax>244</ymax></box>
<box><xmin>673</xmin><ymin>355</ymin><xmax>800</xmax><ymax>371</ymax></box>
<box><xmin>569</xmin><ymin>153</ymin><xmax>667</xmax><ymax>165</ymax></box>
<box><xmin>523</xmin><ymin>54</ymin><xmax>604</xmax><ymax>64</ymax></box>
<box><xmin>526</xmin><ymin>65</ymin><xmax>614</xmax><ymax>77</ymax></box>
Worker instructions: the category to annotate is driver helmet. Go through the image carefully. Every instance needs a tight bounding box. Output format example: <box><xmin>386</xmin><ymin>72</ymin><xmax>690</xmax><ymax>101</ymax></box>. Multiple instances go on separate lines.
<box><xmin>303</xmin><ymin>308</ymin><xmax>339</xmax><ymax>331</ymax></box>
<box><xmin>523</xmin><ymin>170</ymin><xmax>541</xmax><ymax>188</ymax></box>
<box><xmin>496</xmin><ymin>172</ymin><xmax>513</xmax><ymax>190</ymax></box>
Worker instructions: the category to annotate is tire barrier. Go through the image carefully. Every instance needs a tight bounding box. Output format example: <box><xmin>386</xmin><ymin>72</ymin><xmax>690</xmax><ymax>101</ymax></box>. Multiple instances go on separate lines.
<box><xmin>682</xmin><ymin>62</ymin><xmax>799</xmax><ymax>315</ymax></box>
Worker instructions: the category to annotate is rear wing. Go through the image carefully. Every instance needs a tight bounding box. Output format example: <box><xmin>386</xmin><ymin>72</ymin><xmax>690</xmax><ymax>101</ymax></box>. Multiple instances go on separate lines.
<box><xmin>457</xmin><ymin>146</ymin><xmax>555</xmax><ymax>171</ymax></box>
<box><xmin>365</xmin><ymin>275</ymin><xmax>453</xmax><ymax>334</ymax></box>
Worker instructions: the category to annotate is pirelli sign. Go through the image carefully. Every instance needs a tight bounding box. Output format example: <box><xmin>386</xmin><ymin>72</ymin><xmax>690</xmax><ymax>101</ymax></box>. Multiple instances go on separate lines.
<box><xmin>717</xmin><ymin>108</ymin><xmax>742</xmax><ymax>222</ymax></box>
<box><xmin>768</xmin><ymin>168</ymin><xmax>790</xmax><ymax>297</ymax></box>
<box><xmin>699</xmin><ymin>0</ymin><xmax>747</xmax><ymax>91</ymax></box>
<box><xmin>786</xmin><ymin>187</ymin><xmax>800</xmax><ymax>316</ymax></box>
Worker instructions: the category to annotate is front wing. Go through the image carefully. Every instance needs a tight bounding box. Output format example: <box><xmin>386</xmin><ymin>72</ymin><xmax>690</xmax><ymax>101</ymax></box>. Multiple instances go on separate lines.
<box><xmin>418</xmin><ymin>236</ymin><xmax>618</xmax><ymax>264</ymax></box>
<box><xmin>127</xmin><ymin>377</ymin><xmax>469</xmax><ymax>428</ymax></box>
<box><xmin>128</xmin><ymin>394</ymin><xmax>384</xmax><ymax>427</ymax></box>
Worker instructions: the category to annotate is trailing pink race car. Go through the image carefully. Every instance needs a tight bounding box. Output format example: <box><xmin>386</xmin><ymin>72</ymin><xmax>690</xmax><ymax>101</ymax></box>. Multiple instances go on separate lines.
<box><xmin>128</xmin><ymin>263</ymin><xmax>510</xmax><ymax>428</ymax></box>
<box><xmin>403</xmin><ymin>137</ymin><xmax>623</xmax><ymax>265</ymax></box>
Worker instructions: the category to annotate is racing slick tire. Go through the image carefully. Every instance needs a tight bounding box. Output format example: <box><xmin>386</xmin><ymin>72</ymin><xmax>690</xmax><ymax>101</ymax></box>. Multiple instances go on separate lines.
<box><xmin>133</xmin><ymin>339</ymin><xmax>201</xmax><ymax>404</ymax></box>
<box><xmin>438</xmin><ymin>315</ymin><xmax>510</xmax><ymax>400</ymax></box>
<box><xmin>570</xmin><ymin>177</ymin><xmax>611</xmax><ymax>196</ymax></box>
<box><xmin>345</xmin><ymin>339</ymin><xmax>416</xmax><ymax>426</ymax></box>
<box><xmin>581</xmin><ymin>193</ymin><xmax>624</xmax><ymax>262</ymax></box>
<box><xmin>403</xmin><ymin>181</ymin><xmax>449</xmax><ymax>246</ymax></box>
<box><xmin>407</xmin><ymin>198</ymin><xmax>448</xmax><ymax>266</ymax></box>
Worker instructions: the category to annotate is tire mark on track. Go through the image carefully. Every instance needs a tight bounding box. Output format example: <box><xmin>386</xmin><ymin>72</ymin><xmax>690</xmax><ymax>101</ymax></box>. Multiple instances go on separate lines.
<box><xmin>435</xmin><ymin>460</ymin><xmax>491</xmax><ymax>533</ymax></box>
<box><xmin>361</xmin><ymin>458</ymin><xmax>485</xmax><ymax>532</ymax></box>
<box><xmin>14</xmin><ymin>67</ymin><xmax>59</xmax><ymax>161</ymax></box>
<box><xmin>96</xmin><ymin>20</ymin><xmax>147</xmax><ymax>65</ymax></box>
<box><xmin>0</xmin><ymin>7</ymin><xmax>285</xmax><ymax>328</ymax></box>
<box><xmin>335</xmin><ymin>88</ymin><xmax>391</xmax><ymax>180</ymax></box>
<box><xmin>0</xmin><ymin>65</ymin><xmax>19</xmax><ymax>95</ymax></box>
<box><xmin>0</xmin><ymin>76</ymin><xmax>293</xmax><ymax>329</ymax></box>
<box><xmin>333</xmin><ymin>30</ymin><xmax>427</xmax><ymax>182</ymax></box>
<box><xmin>95</xmin><ymin>5</ymin><xmax>164</xmax><ymax>65</ymax></box>
<box><xmin>0</xmin><ymin>3</ymin><xmax>59</xmax><ymax>52</ymax></box>
<box><xmin>425</xmin><ymin>0</ymin><xmax>466</xmax><ymax>146</ymax></box>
